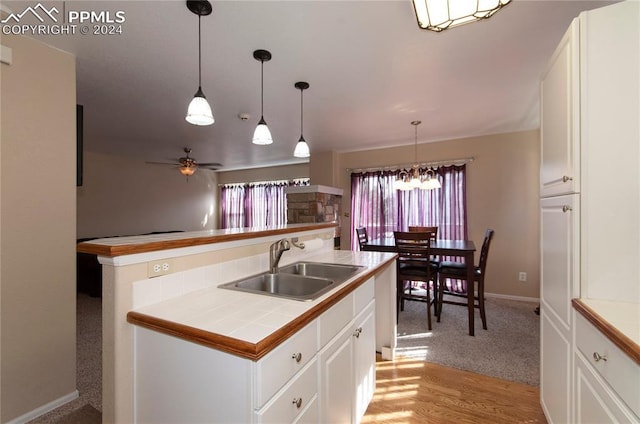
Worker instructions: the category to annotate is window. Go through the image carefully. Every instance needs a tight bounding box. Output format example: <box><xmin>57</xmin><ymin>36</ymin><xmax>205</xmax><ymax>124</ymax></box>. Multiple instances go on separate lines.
<box><xmin>350</xmin><ymin>165</ymin><xmax>467</xmax><ymax>250</ymax></box>
<box><xmin>220</xmin><ymin>179</ymin><xmax>309</xmax><ymax>229</ymax></box>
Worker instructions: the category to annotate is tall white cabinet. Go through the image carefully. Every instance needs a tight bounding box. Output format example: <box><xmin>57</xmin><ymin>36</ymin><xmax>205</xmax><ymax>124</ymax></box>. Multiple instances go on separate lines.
<box><xmin>540</xmin><ymin>1</ymin><xmax>640</xmax><ymax>423</ymax></box>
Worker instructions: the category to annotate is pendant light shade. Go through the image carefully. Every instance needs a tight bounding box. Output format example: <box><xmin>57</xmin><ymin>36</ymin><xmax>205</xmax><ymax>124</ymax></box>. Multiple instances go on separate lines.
<box><xmin>186</xmin><ymin>87</ymin><xmax>214</xmax><ymax>126</ymax></box>
<box><xmin>252</xmin><ymin>49</ymin><xmax>273</xmax><ymax>145</ymax></box>
<box><xmin>412</xmin><ymin>0</ymin><xmax>511</xmax><ymax>32</ymax></box>
<box><xmin>293</xmin><ymin>81</ymin><xmax>310</xmax><ymax>158</ymax></box>
<box><xmin>185</xmin><ymin>1</ymin><xmax>214</xmax><ymax>126</ymax></box>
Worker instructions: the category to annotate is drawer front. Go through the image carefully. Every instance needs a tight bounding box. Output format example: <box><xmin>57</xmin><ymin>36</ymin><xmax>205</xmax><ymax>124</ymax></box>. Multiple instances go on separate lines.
<box><xmin>575</xmin><ymin>313</ymin><xmax>640</xmax><ymax>417</ymax></box>
<box><xmin>255</xmin><ymin>358</ymin><xmax>318</xmax><ymax>424</ymax></box>
<box><xmin>575</xmin><ymin>353</ymin><xmax>640</xmax><ymax>423</ymax></box>
<box><xmin>354</xmin><ymin>278</ymin><xmax>374</xmax><ymax>314</ymax></box>
<box><xmin>255</xmin><ymin>320</ymin><xmax>318</xmax><ymax>406</ymax></box>
<box><xmin>319</xmin><ymin>293</ymin><xmax>354</xmax><ymax>348</ymax></box>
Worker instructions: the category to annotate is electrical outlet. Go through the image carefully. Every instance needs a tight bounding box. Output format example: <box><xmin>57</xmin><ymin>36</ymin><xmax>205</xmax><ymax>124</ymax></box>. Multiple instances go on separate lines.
<box><xmin>148</xmin><ymin>259</ymin><xmax>173</xmax><ymax>278</ymax></box>
<box><xmin>518</xmin><ymin>272</ymin><xmax>527</xmax><ymax>282</ymax></box>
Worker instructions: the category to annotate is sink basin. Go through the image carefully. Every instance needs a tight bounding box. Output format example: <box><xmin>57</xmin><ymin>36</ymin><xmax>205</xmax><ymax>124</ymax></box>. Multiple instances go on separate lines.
<box><xmin>219</xmin><ymin>272</ymin><xmax>336</xmax><ymax>301</ymax></box>
<box><xmin>220</xmin><ymin>262</ymin><xmax>365</xmax><ymax>301</ymax></box>
<box><xmin>280</xmin><ymin>262</ymin><xmax>366</xmax><ymax>282</ymax></box>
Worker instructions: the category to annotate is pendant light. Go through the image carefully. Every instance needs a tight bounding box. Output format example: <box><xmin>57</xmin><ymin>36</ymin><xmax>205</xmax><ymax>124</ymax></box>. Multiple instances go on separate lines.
<box><xmin>293</xmin><ymin>81</ymin><xmax>310</xmax><ymax>158</ymax></box>
<box><xmin>252</xmin><ymin>49</ymin><xmax>273</xmax><ymax>145</ymax></box>
<box><xmin>185</xmin><ymin>1</ymin><xmax>214</xmax><ymax>126</ymax></box>
<box><xmin>411</xmin><ymin>0</ymin><xmax>511</xmax><ymax>32</ymax></box>
<box><xmin>394</xmin><ymin>120</ymin><xmax>440</xmax><ymax>191</ymax></box>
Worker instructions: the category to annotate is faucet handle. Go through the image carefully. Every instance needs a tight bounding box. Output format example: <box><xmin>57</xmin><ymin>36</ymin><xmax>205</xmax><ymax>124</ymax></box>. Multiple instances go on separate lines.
<box><xmin>291</xmin><ymin>238</ymin><xmax>305</xmax><ymax>249</ymax></box>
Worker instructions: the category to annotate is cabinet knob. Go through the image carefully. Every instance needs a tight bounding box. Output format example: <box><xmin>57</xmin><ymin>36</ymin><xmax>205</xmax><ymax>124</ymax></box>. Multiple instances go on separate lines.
<box><xmin>292</xmin><ymin>397</ymin><xmax>303</xmax><ymax>409</ymax></box>
<box><xmin>353</xmin><ymin>327</ymin><xmax>363</xmax><ymax>338</ymax></box>
<box><xmin>562</xmin><ymin>175</ymin><xmax>573</xmax><ymax>183</ymax></box>
<box><xmin>562</xmin><ymin>205</ymin><xmax>572</xmax><ymax>213</ymax></box>
<box><xmin>593</xmin><ymin>352</ymin><xmax>607</xmax><ymax>362</ymax></box>
<box><xmin>292</xmin><ymin>352</ymin><xmax>302</xmax><ymax>363</ymax></box>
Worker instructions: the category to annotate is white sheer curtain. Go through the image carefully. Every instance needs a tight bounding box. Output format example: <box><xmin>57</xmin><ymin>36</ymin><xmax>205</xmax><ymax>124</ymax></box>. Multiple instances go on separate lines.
<box><xmin>220</xmin><ymin>179</ymin><xmax>309</xmax><ymax>229</ymax></box>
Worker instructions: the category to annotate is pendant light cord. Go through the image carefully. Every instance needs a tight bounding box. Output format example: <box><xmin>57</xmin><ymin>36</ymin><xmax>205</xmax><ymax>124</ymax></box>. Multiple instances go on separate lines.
<box><xmin>198</xmin><ymin>14</ymin><xmax>202</xmax><ymax>88</ymax></box>
<box><xmin>260</xmin><ymin>59</ymin><xmax>264</xmax><ymax>116</ymax></box>
<box><xmin>300</xmin><ymin>88</ymin><xmax>304</xmax><ymax>136</ymax></box>
<box><xmin>414</xmin><ymin>123</ymin><xmax>418</xmax><ymax>162</ymax></box>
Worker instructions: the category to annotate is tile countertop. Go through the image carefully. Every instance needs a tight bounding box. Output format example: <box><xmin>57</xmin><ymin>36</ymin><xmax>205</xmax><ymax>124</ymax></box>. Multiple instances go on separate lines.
<box><xmin>127</xmin><ymin>250</ymin><xmax>397</xmax><ymax>361</ymax></box>
<box><xmin>572</xmin><ymin>298</ymin><xmax>640</xmax><ymax>365</ymax></box>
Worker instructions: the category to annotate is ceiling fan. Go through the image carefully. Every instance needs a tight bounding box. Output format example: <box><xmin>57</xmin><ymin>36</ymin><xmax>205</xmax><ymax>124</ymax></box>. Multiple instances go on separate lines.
<box><xmin>147</xmin><ymin>147</ymin><xmax>222</xmax><ymax>177</ymax></box>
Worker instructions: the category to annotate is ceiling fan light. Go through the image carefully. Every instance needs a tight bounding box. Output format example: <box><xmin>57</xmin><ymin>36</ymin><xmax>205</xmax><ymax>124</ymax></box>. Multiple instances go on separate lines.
<box><xmin>252</xmin><ymin>116</ymin><xmax>273</xmax><ymax>145</ymax></box>
<box><xmin>179</xmin><ymin>165</ymin><xmax>197</xmax><ymax>176</ymax></box>
<box><xmin>412</xmin><ymin>0</ymin><xmax>511</xmax><ymax>32</ymax></box>
<box><xmin>186</xmin><ymin>87</ymin><xmax>214</xmax><ymax>126</ymax></box>
<box><xmin>294</xmin><ymin>136</ymin><xmax>310</xmax><ymax>158</ymax></box>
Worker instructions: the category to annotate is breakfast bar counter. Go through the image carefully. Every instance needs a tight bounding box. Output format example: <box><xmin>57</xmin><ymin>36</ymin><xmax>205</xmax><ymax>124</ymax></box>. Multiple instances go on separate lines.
<box><xmin>79</xmin><ymin>222</ymin><xmax>398</xmax><ymax>423</ymax></box>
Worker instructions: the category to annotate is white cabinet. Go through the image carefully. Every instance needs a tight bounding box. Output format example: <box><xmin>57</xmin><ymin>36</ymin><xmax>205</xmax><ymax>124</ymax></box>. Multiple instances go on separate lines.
<box><xmin>540</xmin><ymin>2</ymin><xmax>640</xmax><ymax>423</ymax></box>
<box><xmin>540</xmin><ymin>193</ymin><xmax>580</xmax><ymax>423</ymax></box>
<box><xmin>540</xmin><ymin>18</ymin><xmax>580</xmax><ymax>198</ymax></box>
<box><xmin>574</xmin><ymin>313</ymin><xmax>640</xmax><ymax>422</ymax></box>
<box><xmin>134</xmin><ymin>277</ymin><xmax>377</xmax><ymax>424</ymax></box>
<box><xmin>319</xmin><ymin>301</ymin><xmax>375</xmax><ymax>424</ymax></box>
<box><xmin>353</xmin><ymin>303</ymin><xmax>376</xmax><ymax>421</ymax></box>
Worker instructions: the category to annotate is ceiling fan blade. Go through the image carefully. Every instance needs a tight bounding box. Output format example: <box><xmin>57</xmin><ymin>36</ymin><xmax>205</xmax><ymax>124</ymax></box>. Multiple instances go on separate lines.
<box><xmin>197</xmin><ymin>162</ymin><xmax>223</xmax><ymax>167</ymax></box>
<box><xmin>146</xmin><ymin>161</ymin><xmax>180</xmax><ymax>166</ymax></box>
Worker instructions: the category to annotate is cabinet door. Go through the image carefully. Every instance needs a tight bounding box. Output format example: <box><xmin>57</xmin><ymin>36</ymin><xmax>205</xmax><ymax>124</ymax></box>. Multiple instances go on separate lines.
<box><xmin>575</xmin><ymin>353</ymin><xmax>639</xmax><ymax>423</ymax></box>
<box><xmin>319</xmin><ymin>327</ymin><xmax>354</xmax><ymax>424</ymax></box>
<box><xmin>353</xmin><ymin>302</ymin><xmax>376</xmax><ymax>424</ymax></box>
<box><xmin>540</xmin><ymin>18</ymin><xmax>580</xmax><ymax>197</ymax></box>
<box><xmin>541</xmin><ymin>194</ymin><xmax>580</xmax><ymax>327</ymax></box>
<box><xmin>541</xmin><ymin>311</ymin><xmax>572</xmax><ymax>424</ymax></box>
<box><xmin>579</xmin><ymin>1</ymin><xmax>640</xmax><ymax>302</ymax></box>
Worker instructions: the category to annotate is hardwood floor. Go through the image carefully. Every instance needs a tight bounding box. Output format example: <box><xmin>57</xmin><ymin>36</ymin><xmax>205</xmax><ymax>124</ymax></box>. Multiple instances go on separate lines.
<box><xmin>363</xmin><ymin>356</ymin><xmax>547</xmax><ymax>424</ymax></box>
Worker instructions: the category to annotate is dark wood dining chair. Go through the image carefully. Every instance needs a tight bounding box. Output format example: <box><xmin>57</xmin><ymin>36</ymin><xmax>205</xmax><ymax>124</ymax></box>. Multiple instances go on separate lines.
<box><xmin>436</xmin><ymin>229</ymin><xmax>494</xmax><ymax>330</ymax></box>
<box><xmin>394</xmin><ymin>231</ymin><xmax>436</xmax><ymax>330</ymax></box>
<box><xmin>408</xmin><ymin>225</ymin><xmax>440</xmax><ymax>265</ymax></box>
<box><xmin>356</xmin><ymin>227</ymin><xmax>368</xmax><ymax>250</ymax></box>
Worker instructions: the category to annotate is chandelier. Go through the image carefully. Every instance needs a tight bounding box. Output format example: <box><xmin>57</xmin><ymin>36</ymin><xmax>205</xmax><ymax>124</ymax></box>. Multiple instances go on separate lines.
<box><xmin>393</xmin><ymin>121</ymin><xmax>441</xmax><ymax>191</ymax></box>
<box><xmin>411</xmin><ymin>0</ymin><xmax>511</xmax><ymax>32</ymax></box>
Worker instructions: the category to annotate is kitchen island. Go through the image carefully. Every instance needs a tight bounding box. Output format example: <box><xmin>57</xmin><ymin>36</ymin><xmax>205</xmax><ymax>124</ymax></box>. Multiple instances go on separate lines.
<box><xmin>77</xmin><ymin>223</ymin><xmax>397</xmax><ymax>423</ymax></box>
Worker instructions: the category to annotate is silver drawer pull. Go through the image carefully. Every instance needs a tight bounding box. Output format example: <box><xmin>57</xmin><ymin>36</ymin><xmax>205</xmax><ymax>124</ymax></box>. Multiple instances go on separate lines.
<box><xmin>562</xmin><ymin>205</ymin><xmax>572</xmax><ymax>213</ymax></box>
<box><xmin>292</xmin><ymin>352</ymin><xmax>302</xmax><ymax>363</ymax></box>
<box><xmin>562</xmin><ymin>175</ymin><xmax>573</xmax><ymax>183</ymax></box>
<box><xmin>353</xmin><ymin>327</ymin><xmax>363</xmax><ymax>338</ymax></box>
<box><xmin>292</xmin><ymin>397</ymin><xmax>302</xmax><ymax>409</ymax></box>
<box><xmin>593</xmin><ymin>352</ymin><xmax>607</xmax><ymax>362</ymax></box>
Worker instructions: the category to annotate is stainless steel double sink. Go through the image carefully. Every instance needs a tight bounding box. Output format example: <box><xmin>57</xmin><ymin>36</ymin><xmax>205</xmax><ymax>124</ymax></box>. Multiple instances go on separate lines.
<box><xmin>219</xmin><ymin>262</ymin><xmax>366</xmax><ymax>301</ymax></box>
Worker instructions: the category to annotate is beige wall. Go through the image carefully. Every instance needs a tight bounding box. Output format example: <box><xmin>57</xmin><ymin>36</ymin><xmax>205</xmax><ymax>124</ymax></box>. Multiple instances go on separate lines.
<box><xmin>333</xmin><ymin>130</ymin><xmax>540</xmax><ymax>299</ymax></box>
<box><xmin>77</xmin><ymin>152</ymin><xmax>218</xmax><ymax>239</ymax></box>
<box><xmin>1</xmin><ymin>35</ymin><xmax>77</xmax><ymax>421</ymax></box>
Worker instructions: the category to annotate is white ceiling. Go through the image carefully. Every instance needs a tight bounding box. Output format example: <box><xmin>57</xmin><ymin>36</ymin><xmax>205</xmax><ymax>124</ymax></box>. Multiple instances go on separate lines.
<box><xmin>5</xmin><ymin>0</ymin><xmax>615</xmax><ymax>171</ymax></box>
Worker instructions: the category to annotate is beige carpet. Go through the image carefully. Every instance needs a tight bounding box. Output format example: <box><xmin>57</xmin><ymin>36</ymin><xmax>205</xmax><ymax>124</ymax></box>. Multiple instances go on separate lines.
<box><xmin>396</xmin><ymin>293</ymin><xmax>540</xmax><ymax>386</ymax></box>
<box><xmin>28</xmin><ymin>294</ymin><xmax>102</xmax><ymax>424</ymax></box>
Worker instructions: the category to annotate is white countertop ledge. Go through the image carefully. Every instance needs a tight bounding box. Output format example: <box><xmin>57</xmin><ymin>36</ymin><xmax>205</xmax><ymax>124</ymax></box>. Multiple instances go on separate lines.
<box><xmin>130</xmin><ymin>250</ymin><xmax>395</xmax><ymax>345</ymax></box>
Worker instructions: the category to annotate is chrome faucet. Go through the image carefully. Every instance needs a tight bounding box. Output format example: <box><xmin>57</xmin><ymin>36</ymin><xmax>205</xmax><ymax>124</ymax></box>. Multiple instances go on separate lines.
<box><xmin>269</xmin><ymin>238</ymin><xmax>291</xmax><ymax>274</ymax></box>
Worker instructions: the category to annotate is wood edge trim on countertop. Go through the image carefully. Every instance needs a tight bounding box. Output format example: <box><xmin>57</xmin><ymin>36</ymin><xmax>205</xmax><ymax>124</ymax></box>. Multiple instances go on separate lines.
<box><xmin>127</xmin><ymin>255</ymin><xmax>397</xmax><ymax>361</ymax></box>
<box><xmin>572</xmin><ymin>298</ymin><xmax>640</xmax><ymax>365</ymax></box>
<box><xmin>77</xmin><ymin>222</ymin><xmax>337</xmax><ymax>257</ymax></box>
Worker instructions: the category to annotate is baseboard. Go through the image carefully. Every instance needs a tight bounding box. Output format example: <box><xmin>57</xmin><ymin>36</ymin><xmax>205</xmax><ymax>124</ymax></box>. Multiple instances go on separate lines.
<box><xmin>6</xmin><ymin>390</ymin><xmax>79</xmax><ymax>424</ymax></box>
<box><xmin>485</xmin><ymin>292</ymin><xmax>540</xmax><ymax>303</ymax></box>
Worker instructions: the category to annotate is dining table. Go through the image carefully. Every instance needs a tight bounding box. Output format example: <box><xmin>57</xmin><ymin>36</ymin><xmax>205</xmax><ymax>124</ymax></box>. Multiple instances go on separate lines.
<box><xmin>362</xmin><ymin>236</ymin><xmax>478</xmax><ymax>336</ymax></box>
